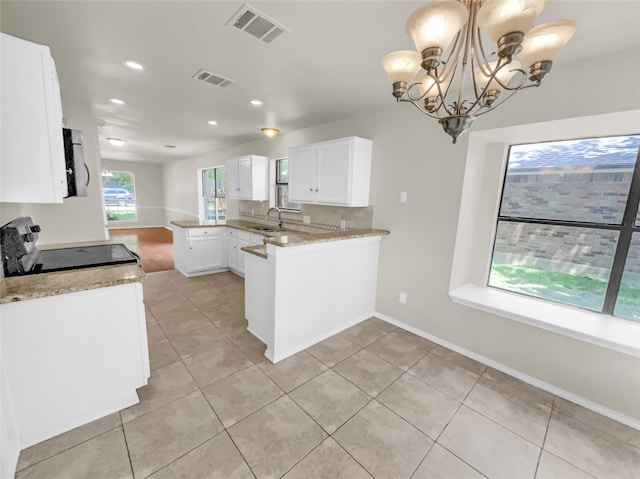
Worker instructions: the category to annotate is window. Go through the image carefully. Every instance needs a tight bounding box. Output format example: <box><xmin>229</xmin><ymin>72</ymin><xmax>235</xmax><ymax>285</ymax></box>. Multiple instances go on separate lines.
<box><xmin>275</xmin><ymin>158</ymin><xmax>300</xmax><ymax>210</ymax></box>
<box><xmin>103</xmin><ymin>170</ymin><xmax>136</xmax><ymax>221</ymax></box>
<box><xmin>202</xmin><ymin>167</ymin><xmax>226</xmax><ymax>220</ymax></box>
<box><xmin>489</xmin><ymin>135</ymin><xmax>640</xmax><ymax>321</ymax></box>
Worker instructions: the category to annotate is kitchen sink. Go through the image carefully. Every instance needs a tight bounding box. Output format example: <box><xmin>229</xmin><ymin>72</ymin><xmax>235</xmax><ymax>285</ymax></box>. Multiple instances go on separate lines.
<box><xmin>253</xmin><ymin>226</ymin><xmax>278</xmax><ymax>232</ymax></box>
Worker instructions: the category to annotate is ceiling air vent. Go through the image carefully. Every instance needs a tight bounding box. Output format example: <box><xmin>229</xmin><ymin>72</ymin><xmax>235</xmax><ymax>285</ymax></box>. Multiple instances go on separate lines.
<box><xmin>226</xmin><ymin>3</ymin><xmax>289</xmax><ymax>44</ymax></box>
<box><xmin>192</xmin><ymin>69</ymin><xmax>235</xmax><ymax>88</ymax></box>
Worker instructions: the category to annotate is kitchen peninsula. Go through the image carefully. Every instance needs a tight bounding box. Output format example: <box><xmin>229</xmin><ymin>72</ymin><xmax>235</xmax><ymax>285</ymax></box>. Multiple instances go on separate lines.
<box><xmin>0</xmin><ymin>260</ymin><xmax>148</xmax><ymax>450</ymax></box>
<box><xmin>171</xmin><ymin>220</ymin><xmax>389</xmax><ymax>362</ymax></box>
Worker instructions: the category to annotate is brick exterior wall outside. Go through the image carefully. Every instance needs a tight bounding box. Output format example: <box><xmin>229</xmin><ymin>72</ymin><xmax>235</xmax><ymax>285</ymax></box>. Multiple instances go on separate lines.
<box><xmin>494</xmin><ymin>169</ymin><xmax>639</xmax><ymax>279</ymax></box>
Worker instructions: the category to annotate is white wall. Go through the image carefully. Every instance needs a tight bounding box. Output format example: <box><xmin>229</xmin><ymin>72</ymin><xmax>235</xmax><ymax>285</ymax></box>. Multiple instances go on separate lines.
<box><xmin>102</xmin><ymin>159</ymin><xmax>166</xmax><ymax>229</ymax></box>
<box><xmin>162</xmin><ymin>47</ymin><xmax>640</xmax><ymax>422</ymax></box>
<box><xmin>0</xmin><ymin>100</ymin><xmax>108</xmax><ymax>245</ymax></box>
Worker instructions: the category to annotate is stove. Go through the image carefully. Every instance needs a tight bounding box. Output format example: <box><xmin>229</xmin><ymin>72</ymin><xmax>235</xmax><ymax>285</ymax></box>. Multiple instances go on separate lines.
<box><xmin>1</xmin><ymin>217</ymin><xmax>139</xmax><ymax>277</ymax></box>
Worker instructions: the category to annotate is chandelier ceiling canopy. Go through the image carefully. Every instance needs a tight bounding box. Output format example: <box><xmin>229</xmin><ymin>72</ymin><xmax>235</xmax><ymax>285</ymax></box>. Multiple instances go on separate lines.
<box><xmin>382</xmin><ymin>0</ymin><xmax>577</xmax><ymax>143</ymax></box>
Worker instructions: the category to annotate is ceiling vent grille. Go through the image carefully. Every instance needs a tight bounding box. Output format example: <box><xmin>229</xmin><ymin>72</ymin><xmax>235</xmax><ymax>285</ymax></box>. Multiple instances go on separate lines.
<box><xmin>192</xmin><ymin>69</ymin><xmax>235</xmax><ymax>88</ymax></box>
<box><xmin>226</xmin><ymin>3</ymin><xmax>289</xmax><ymax>44</ymax></box>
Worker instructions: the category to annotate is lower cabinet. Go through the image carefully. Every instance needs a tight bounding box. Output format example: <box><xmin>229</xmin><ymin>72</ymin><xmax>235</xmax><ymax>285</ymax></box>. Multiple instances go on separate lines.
<box><xmin>173</xmin><ymin>225</ymin><xmax>264</xmax><ymax>277</ymax></box>
<box><xmin>173</xmin><ymin>226</ymin><xmax>227</xmax><ymax>277</ymax></box>
<box><xmin>228</xmin><ymin>229</ymin><xmax>264</xmax><ymax>277</ymax></box>
<box><xmin>1</xmin><ymin>282</ymin><xmax>149</xmax><ymax>451</ymax></box>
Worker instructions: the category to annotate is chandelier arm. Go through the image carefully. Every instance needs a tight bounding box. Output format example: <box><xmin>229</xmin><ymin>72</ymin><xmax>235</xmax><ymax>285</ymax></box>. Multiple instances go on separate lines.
<box><xmin>474</xmin><ymin>79</ymin><xmax>540</xmax><ymax>117</ymax></box>
<box><xmin>398</xmin><ymin>97</ymin><xmax>443</xmax><ymax>120</ymax></box>
<box><xmin>430</xmin><ymin>68</ymin><xmax>457</xmax><ymax>118</ymax></box>
<box><xmin>455</xmin><ymin>2</ymin><xmax>477</xmax><ymax>113</ymax></box>
<box><xmin>466</xmin><ymin>57</ymin><xmax>510</xmax><ymax>114</ymax></box>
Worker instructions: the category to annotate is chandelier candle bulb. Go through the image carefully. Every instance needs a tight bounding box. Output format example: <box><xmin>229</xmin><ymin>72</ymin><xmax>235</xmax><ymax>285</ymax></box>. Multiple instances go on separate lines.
<box><xmin>381</xmin><ymin>0</ymin><xmax>577</xmax><ymax>143</ymax></box>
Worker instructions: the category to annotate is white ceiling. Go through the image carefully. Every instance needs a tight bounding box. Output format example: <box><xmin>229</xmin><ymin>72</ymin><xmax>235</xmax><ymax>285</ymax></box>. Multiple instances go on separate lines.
<box><xmin>1</xmin><ymin>1</ymin><xmax>639</xmax><ymax>164</ymax></box>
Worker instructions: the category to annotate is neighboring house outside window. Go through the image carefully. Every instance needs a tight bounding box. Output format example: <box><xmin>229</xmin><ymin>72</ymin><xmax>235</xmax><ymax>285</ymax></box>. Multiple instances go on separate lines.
<box><xmin>275</xmin><ymin>158</ymin><xmax>300</xmax><ymax>211</ymax></box>
<box><xmin>202</xmin><ymin>166</ymin><xmax>226</xmax><ymax>220</ymax></box>
<box><xmin>488</xmin><ymin>134</ymin><xmax>640</xmax><ymax>321</ymax></box>
<box><xmin>103</xmin><ymin>170</ymin><xmax>137</xmax><ymax>221</ymax></box>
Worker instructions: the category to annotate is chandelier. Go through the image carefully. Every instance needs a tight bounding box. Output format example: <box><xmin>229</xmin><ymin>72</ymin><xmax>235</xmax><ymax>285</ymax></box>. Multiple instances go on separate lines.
<box><xmin>381</xmin><ymin>0</ymin><xmax>577</xmax><ymax>143</ymax></box>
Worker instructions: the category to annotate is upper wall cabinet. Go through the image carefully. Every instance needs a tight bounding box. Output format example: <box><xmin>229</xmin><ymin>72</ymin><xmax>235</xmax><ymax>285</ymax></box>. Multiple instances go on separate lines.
<box><xmin>1</xmin><ymin>33</ymin><xmax>67</xmax><ymax>203</ymax></box>
<box><xmin>226</xmin><ymin>155</ymin><xmax>269</xmax><ymax>201</ymax></box>
<box><xmin>288</xmin><ymin>136</ymin><xmax>372</xmax><ymax>207</ymax></box>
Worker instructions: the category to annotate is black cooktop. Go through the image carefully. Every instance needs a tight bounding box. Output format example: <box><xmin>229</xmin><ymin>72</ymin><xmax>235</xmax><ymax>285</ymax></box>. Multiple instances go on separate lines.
<box><xmin>27</xmin><ymin>244</ymin><xmax>139</xmax><ymax>275</ymax></box>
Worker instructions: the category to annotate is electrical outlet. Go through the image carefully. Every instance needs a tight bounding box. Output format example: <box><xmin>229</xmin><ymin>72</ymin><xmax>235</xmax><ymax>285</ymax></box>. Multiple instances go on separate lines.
<box><xmin>303</xmin><ymin>215</ymin><xmax>311</xmax><ymax>224</ymax></box>
<box><xmin>251</xmin><ymin>208</ymin><xmax>255</xmax><ymax>215</ymax></box>
<box><xmin>400</xmin><ymin>192</ymin><xmax>407</xmax><ymax>203</ymax></box>
<box><xmin>340</xmin><ymin>220</ymin><xmax>346</xmax><ymax>229</ymax></box>
<box><xmin>399</xmin><ymin>292</ymin><xmax>407</xmax><ymax>304</ymax></box>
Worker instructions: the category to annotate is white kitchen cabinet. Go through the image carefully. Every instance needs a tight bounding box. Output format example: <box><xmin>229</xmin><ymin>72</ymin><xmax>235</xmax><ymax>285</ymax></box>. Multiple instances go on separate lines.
<box><xmin>227</xmin><ymin>228</ymin><xmax>239</xmax><ymax>272</ymax></box>
<box><xmin>289</xmin><ymin>136</ymin><xmax>372</xmax><ymax>207</ymax></box>
<box><xmin>173</xmin><ymin>226</ymin><xmax>227</xmax><ymax>276</ymax></box>
<box><xmin>0</xmin><ymin>33</ymin><xmax>67</xmax><ymax>203</ymax></box>
<box><xmin>226</xmin><ymin>155</ymin><xmax>269</xmax><ymax>200</ymax></box>
<box><xmin>228</xmin><ymin>229</ymin><xmax>264</xmax><ymax>277</ymax></box>
<box><xmin>1</xmin><ymin>282</ymin><xmax>149</xmax><ymax>449</ymax></box>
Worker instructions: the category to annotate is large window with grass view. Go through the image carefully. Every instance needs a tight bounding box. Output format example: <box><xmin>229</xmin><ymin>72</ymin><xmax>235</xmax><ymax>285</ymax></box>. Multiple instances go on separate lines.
<box><xmin>202</xmin><ymin>166</ymin><xmax>226</xmax><ymax>220</ymax></box>
<box><xmin>103</xmin><ymin>170</ymin><xmax>137</xmax><ymax>221</ymax></box>
<box><xmin>275</xmin><ymin>158</ymin><xmax>300</xmax><ymax>210</ymax></box>
<box><xmin>489</xmin><ymin>134</ymin><xmax>640</xmax><ymax>321</ymax></box>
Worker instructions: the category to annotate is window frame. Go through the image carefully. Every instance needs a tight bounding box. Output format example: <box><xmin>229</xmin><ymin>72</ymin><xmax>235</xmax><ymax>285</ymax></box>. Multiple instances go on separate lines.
<box><xmin>103</xmin><ymin>169</ymin><xmax>137</xmax><ymax>222</ymax></box>
<box><xmin>490</xmin><ymin>137</ymin><xmax>640</xmax><ymax>317</ymax></box>
<box><xmin>200</xmin><ymin>166</ymin><xmax>226</xmax><ymax>221</ymax></box>
<box><xmin>449</xmin><ymin>110</ymin><xmax>640</xmax><ymax>358</ymax></box>
<box><xmin>275</xmin><ymin>158</ymin><xmax>300</xmax><ymax>211</ymax></box>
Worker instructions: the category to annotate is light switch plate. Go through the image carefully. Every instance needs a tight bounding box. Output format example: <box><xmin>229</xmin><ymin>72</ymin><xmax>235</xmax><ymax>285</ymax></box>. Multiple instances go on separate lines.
<box><xmin>303</xmin><ymin>215</ymin><xmax>311</xmax><ymax>224</ymax></box>
<box><xmin>400</xmin><ymin>192</ymin><xmax>408</xmax><ymax>203</ymax></box>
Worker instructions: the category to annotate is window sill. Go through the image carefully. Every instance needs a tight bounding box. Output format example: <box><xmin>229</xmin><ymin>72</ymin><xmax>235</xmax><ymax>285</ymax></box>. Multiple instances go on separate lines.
<box><xmin>449</xmin><ymin>284</ymin><xmax>640</xmax><ymax>358</ymax></box>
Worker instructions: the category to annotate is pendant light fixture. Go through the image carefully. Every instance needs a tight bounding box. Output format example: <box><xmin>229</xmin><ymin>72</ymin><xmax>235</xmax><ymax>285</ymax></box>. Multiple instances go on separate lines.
<box><xmin>262</xmin><ymin>128</ymin><xmax>280</xmax><ymax>139</ymax></box>
<box><xmin>382</xmin><ymin>0</ymin><xmax>577</xmax><ymax>143</ymax></box>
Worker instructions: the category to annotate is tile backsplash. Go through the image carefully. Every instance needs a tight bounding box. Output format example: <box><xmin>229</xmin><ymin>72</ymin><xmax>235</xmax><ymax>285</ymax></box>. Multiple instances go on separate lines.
<box><xmin>238</xmin><ymin>201</ymin><xmax>374</xmax><ymax>232</ymax></box>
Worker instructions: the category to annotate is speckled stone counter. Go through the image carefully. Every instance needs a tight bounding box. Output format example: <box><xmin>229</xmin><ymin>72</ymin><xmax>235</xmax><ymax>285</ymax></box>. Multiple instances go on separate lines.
<box><xmin>170</xmin><ymin>219</ymin><xmax>390</xmax><ymax>249</ymax></box>
<box><xmin>0</xmin><ymin>264</ymin><xmax>145</xmax><ymax>304</ymax></box>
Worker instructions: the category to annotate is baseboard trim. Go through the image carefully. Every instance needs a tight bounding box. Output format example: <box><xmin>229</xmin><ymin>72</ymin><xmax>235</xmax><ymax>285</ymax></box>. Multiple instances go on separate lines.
<box><xmin>374</xmin><ymin>311</ymin><xmax>640</xmax><ymax>431</ymax></box>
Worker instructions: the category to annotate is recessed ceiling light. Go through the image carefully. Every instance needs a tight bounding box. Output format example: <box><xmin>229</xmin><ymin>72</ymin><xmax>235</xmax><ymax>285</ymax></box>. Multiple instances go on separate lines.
<box><xmin>107</xmin><ymin>138</ymin><xmax>126</xmax><ymax>147</ymax></box>
<box><xmin>250</xmin><ymin>99</ymin><xmax>263</xmax><ymax>106</ymax></box>
<box><xmin>123</xmin><ymin>60</ymin><xmax>144</xmax><ymax>71</ymax></box>
<box><xmin>208</xmin><ymin>120</ymin><xmax>218</xmax><ymax>126</ymax></box>
<box><xmin>164</xmin><ymin>144</ymin><xmax>176</xmax><ymax>149</ymax></box>
<box><xmin>110</xmin><ymin>98</ymin><xmax>125</xmax><ymax>105</ymax></box>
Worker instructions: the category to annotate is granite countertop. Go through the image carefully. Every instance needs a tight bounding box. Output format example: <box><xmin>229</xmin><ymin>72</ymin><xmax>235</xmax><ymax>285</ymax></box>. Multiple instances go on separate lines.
<box><xmin>0</xmin><ymin>263</ymin><xmax>145</xmax><ymax>304</ymax></box>
<box><xmin>171</xmin><ymin>219</ymin><xmax>390</xmax><ymax>249</ymax></box>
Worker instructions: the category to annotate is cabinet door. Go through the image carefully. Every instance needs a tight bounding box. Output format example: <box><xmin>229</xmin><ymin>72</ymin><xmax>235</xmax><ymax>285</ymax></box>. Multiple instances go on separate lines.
<box><xmin>317</xmin><ymin>138</ymin><xmax>352</xmax><ymax>205</ymax></box>
<box><xmin>237</xmin><ymin>232</ymin><xmax>252</xmax><ymax>275</ymax></box>
<box><xmin>225</xmin><ymin>158</ymin><xmax>239</xmax><ymax>199</ymax></box>
<box><xmin>1</xmin><ymin>33</ymin><xmax>67</xmax><ymax>203</ymax></box>
<box><xmin>237</xmin><ymin>157</ymin><xmax>253</xmax><ymax>200</ymax></box>
<box><xmin>227</xmin><ymin>230</ymin><xmax>238</xmax><ymax>271</ymax></box>
<box><xmin>288</xmin><ymin>145</ymin><xmax>316</xmax><ymax>203</ymax></box>
<box><xmin>187</xmin><ymin>236</ymin><xmax>223</xmax><ymax>272</ymax></box>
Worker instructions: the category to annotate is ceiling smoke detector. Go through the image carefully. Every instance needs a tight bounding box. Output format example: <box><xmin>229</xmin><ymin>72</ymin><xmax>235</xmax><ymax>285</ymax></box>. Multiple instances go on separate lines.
<box><xmin>192</xmin><ymin>69</ymin><xmax>236</xmax><ymax>88</ymax></box>
<box><xmin>226</xmin><ymin>3</ymin><xmax>289</xmax><ymax>44</ymax></box>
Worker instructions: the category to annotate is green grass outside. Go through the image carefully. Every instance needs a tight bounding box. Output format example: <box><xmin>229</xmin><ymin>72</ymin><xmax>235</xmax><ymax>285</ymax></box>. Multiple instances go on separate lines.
<box><xmin>489</xmin><ymin>264</ymin><xmax>640</xmax><ymax>321</ymax></box>
<box><xmin>106</xmin><ymin>211</ymin><xmax>137</xmax><ymax>221</ymax></box>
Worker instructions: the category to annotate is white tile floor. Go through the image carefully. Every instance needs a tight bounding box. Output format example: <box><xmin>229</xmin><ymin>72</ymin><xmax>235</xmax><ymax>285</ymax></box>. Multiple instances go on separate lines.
<box><xmin>15</xmin><ymin>270</ymin><xmax>640</xmax><ymax>478</ymax></box>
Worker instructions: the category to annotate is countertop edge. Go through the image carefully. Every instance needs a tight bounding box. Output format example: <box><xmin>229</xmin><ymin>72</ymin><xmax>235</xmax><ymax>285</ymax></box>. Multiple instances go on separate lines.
<box><xmin>0</xmin><ymin>264</ymin><xmax>145</xmax><ymax>304</ymax></box>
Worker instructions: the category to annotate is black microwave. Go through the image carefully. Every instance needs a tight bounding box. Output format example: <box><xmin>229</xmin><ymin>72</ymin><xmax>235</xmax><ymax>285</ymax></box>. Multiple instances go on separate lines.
<box><xmin>63</xmin><ymin>127</ymin><xmax>89</xmax><ymax>198</ymax></box>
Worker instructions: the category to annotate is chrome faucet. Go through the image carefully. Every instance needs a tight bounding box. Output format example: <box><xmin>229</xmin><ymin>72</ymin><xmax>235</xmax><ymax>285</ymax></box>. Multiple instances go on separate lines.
<box><xmin>266</xmin><ymin>207</ymin><xmax>283</xmax><ymax>229</ymax></box>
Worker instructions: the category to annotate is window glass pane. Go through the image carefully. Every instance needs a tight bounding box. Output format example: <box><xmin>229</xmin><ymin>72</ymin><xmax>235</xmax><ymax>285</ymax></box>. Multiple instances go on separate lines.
<box><xmin>216</xmin><ymin>197</ymin><xmax>226</xmax><ymax>220</ymax></box>
<box><xmin>202</xmin><ymin>168</ymin><xmax>216</xmax><ymax>197</ymax></box>
<box><xmin>489</xmin><ymin>221</ymin><xmax>618</xmax><ymax>312</ymax></box>
<box><xmin>277</xmin><ymin>159</ymin><xmax>289</xmax><ymax>183</ymax></box>
<box><xmin>614</xmin><ymin>232</ymin><xmax>640</xmax><ymax>321</ymax></box>
<box><xmin>215</xmin><ymin>167</ymin><xmax>226</xmax><ymax>197</ymax></box>
<box><xmin>501</xmin><ymin>135</ymin><xmax>640</xmax><ymax>224</ymax></box>
<box><xmin>203</xmin><ymin>198</ymin><xmax>216</xmax><ymax>220</ymax></box>
<box><xmin>103</xmin><ymin>170</ymin><xmax>137</xmax><ymax>221</ymax></box>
